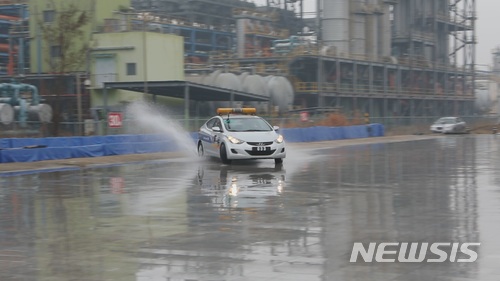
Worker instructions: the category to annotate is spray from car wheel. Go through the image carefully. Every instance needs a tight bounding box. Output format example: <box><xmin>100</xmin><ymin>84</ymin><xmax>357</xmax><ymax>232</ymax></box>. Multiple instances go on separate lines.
<box><xmin>125</xmin><ymin>100</ymin><xmax>198</xmax><ymax>158</ymax></box>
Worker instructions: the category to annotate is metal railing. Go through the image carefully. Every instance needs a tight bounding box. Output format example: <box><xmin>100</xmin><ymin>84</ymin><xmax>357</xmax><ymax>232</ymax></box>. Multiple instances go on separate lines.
<box><xmin>293</xmin><ymin>82</ymin><xmax>473</xmax><ymax>97</ymax></box>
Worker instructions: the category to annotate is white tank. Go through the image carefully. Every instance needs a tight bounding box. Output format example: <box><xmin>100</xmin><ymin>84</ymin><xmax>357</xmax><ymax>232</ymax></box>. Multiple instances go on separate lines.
<box><xmin>28</xmin><ymin>104</ymin><xmax>52</xmax><ymax>123</ymax></box>
<box><xmin>267</xmin><ymin>76</ymin><xmax>294</xmax><ymax>114</ymax></box>
<box><xmin>380</xmin><ymin>1</ymin><xmax>392</xmax><ymax>57</ymax></box>
<box><xmin>212</xmin><ymin>72</ymin><xmax>242</xmax><ymax>108</ymax></box>
<box><xmin>474</xmin><ymin>80</ymin><xmax>492</xmax><ymax>113</ymax></box>
<box><xmin>214</xmin><ymin>72</ymin><xmax>242</xmax><ymax>91</ymax></box>
<box><xmin>188</xmin><ymin>71</ymin><xmax>295</xmax><ymax>114</ymax></box>
<box><xmin>351</xmin><ymin>0</ymin><xmax>367</xmax><ymax>56</ymax></box>
<box><xmin>241</xmin><ymin>73</ymin><xmax>270</xmax><ymax>113</ymax></box>
<box><xmin>203</xmin><ymin>70</ymin><xmax>222</xmax><ymax>86</ymax></box>
<box><xmin>0</xmin><ymin>103</ymin><xmax>14</xmax><ymax>125</ymax></box>
<box><xmin>322</xmin><ymin>0</ymin><xmax>350</xmax><ymax>55</ymax></box>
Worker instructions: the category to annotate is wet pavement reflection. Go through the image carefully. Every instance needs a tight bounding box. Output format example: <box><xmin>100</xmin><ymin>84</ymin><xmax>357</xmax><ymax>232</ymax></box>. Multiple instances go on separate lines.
<box><xmin>1</xmin><ymin>136</ymin><xmax>500</xmax><ymax>280</ymax></box>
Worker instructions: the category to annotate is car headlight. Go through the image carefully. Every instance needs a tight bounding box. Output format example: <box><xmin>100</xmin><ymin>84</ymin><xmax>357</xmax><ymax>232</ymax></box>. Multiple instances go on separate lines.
<box><xmin>275</xmin><ymin>134</ymin><xmax>284</xmax><ymax>143</ymax></box>
<box><xmin>227</xmin><ymin>135</ymin><xmax>244</xmax><ymax>144</ymax></box>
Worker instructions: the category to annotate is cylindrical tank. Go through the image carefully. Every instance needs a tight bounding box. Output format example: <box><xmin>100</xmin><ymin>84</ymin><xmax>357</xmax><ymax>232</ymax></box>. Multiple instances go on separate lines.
<box><xmin>322</xmin><ymin>0</ymin><xmax>350</xmax><ymax>55</ymax></box>
<box><xmin>392</xmin><ymin>0</ymin><xmax>407</xmax><ymax>38</ymax></box>
<box><xmin>29</xmin><ymin>104</ymin><xmax>52</xmax><ymax>123</ymax></box>
<box><xmin>187</xmin><ymin>71</ymin><xmax>294</xmax><ymax>115</ymax></box>
<box><xmin>351</xmin><ymin>0</ymin><xmax>366</xmax><ymax>56</ymax></box>
<box><xmin>241</xmin><ymin>73</ymin><xmax>269</xmax><ymax>114</ymax></box>
<box><xmin>352</xmin><ymin>14</ymin><xmax>366</xmax><ymax>56</ymax></box>
<box><xmin>366</xmin><ymin>0</ymin><xmax>379</xmax><ymax>59</ymax></box>
<box><xmin>0</xmin><ymin>103</ymin><xmax>14</xmax><ymax>125</ymax></box>
<box><xmin>267</xmin><ymin>76</ymin><xmax>294</xmax><ymax>114</ymax></box>
<box><xmin>203</xmin><ymin>70</ymin><xmax>222</xmax><ymax>86</ymax></box>
<box><xmin>236</xmin><ymin>17</ymin><xmax>247</xmax><ymax>58</ymax></box>
<box><xmin>474</xmin><ymin>80</ymin><xmax>492</xmax><ymax>113</ymax></box>
<box><xmin>214</xmin><ymin>72</ymin><xmax>242</xmax><ymax>91</ymax></box>
<box><xmin>380</xmin><ymin>1</ymin><xmax>392</xmax><ymax>57</ymax></box>
<box><xmin>213</xmin><ymin>72</ymin><xmax>242</xmax><ymax>108</ymax></box>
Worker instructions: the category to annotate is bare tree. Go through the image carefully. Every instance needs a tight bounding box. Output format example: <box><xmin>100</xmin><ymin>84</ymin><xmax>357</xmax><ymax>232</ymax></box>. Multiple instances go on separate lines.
<box><xmin>38</xmin><ymin>1</ymin><xmax>91</xmax><ymax>136</ymax></box>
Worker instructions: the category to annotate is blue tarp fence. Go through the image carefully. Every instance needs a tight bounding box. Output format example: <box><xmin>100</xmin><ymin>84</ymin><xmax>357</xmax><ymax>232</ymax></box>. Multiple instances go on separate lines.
<box><xmin>0</xmin><ymin>124</ymin><xmax>383</xmax><ymax>163</ymax></box>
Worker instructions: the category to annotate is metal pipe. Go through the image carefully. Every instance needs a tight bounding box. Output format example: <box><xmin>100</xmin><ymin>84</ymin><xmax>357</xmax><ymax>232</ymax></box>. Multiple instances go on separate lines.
<box><xmin>76</xmin><ymin>73</ymin><xmax>82</xmax><ymax>135</ymax></box>
<box><xmin>184</xmin><ymin>85</ymin><xmax>190</xmax><ymax>129</ymax></box>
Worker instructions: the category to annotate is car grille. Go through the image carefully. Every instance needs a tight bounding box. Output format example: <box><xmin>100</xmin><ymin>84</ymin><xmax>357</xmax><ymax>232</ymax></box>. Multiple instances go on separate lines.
<box><xmin>246</xmin><ymin>149</ymin><xmax>276</xmax><ymax>156</ymax></box>
<box><xmin>247</xmin><ymin>141</ymin><xmax>273</xmax><ymax>146</ymax></box>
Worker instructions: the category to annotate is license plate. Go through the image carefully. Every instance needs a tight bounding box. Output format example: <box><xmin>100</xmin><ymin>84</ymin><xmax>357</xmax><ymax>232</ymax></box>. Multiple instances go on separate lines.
<box><xmin>253</xmin><ymin>146</ymin><xmax>270</xmax><ymax>152</ymax></box>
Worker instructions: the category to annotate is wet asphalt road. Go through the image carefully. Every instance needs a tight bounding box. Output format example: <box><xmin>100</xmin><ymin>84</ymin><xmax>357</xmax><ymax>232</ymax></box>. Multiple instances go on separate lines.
<box><xmin>1</xmin><ymin>135</ymin><xmax>500</xmax><ymax>281</ymax></box>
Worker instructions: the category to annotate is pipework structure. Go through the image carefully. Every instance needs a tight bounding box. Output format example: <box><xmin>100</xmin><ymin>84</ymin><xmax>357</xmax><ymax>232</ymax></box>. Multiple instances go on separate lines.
<box><xmin>294</xmin><ymin>0</ymin><xmax>477</xmax><ymax>117</ymax></box>
<box><xmin>129</xmin><ymin>0</ymin><xmax>477</xmax><ymax>117</ymax></box>
<box><xmin>0</xmin><ymin>0</ymin><xmax>478</xmax><ymax>119</ymax></box>
<box><xmin>0</xmin><ymin>3</ymin><xmax>29</xmax><ymax>76</ymax></box>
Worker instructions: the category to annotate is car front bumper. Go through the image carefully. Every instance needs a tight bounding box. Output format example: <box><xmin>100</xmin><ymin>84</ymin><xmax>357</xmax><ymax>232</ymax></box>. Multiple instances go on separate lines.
<box><xmin>225</xmin><ymin>141</ymin><xmax>286</xmax><ymax>160</ymax></box>
<box><xmin>430</xmin><ymin>125</ymin><xmax>444</xmax><ymax>133</ymax></box>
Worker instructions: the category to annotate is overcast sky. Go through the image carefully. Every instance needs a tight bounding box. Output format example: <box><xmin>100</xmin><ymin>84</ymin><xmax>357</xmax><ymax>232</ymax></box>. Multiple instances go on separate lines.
<box><xmin>252</xmin><ymin>0</ymin><xmax>496</xmax><ymax>67</ymax></box>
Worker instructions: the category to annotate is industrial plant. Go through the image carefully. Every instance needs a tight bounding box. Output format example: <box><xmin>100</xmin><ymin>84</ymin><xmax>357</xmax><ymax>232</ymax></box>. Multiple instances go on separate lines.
<box><xmin>130</xmin><ymin>0</ymin><xmax>479</xmax><ymax>117</ymax></box>
<box><xmin>0</xmin><ymin>0</ymin><xmax>492</xmax><ymax>135</ymax></box>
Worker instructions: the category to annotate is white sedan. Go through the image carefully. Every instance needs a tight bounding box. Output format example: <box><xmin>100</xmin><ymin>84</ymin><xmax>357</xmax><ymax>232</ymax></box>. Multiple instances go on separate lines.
<box><xmin>430</xmin><ymin>117</ymin><xmax>468</xmax><ymax>134</ymax></box>
<box><xmin>197</xmin><ymin>108</ymin><xmax>286</xmax><ymax>164</ymax></box>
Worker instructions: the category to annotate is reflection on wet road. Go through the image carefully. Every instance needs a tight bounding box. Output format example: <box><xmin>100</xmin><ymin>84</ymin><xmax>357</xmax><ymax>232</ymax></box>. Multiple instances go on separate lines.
<box><xmin>1</xmin><ymin>136</ymin><xmax>500</xmax><ymax>281</ymax></box>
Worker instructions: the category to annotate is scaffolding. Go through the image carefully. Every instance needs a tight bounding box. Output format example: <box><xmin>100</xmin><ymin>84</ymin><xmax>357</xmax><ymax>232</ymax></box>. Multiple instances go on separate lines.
<box><xmin>203</xmin><ymin>0</ymin><xmax>477</xmax><ymax>118</ymax></box>
<box><xmin>103</xmin><ymin>0</ymin><xmax>478</xmax><ymax>118</ymax></box>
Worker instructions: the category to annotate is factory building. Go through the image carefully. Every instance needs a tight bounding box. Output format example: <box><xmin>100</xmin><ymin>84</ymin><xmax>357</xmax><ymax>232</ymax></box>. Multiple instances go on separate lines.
<box><xmin>129</xmin><ymin>0</ymin><xmax>477</xmax><ymax>117</ymax></box>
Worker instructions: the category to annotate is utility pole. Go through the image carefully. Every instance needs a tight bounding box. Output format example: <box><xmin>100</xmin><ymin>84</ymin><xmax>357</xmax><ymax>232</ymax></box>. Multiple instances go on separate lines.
<box><xmin>76</xmin><ymin>72</ymin><xmax>82</xmax><ymax>136</ymax></box>
<box><xmin>316</xmin><ymin>0</ymin><xmax>323</xmax><ymax>109</ymax></box>
<box><xmin>142</xmin><ymin>14</ymin><xmax>149</xmax><ymax>100</ymax></box>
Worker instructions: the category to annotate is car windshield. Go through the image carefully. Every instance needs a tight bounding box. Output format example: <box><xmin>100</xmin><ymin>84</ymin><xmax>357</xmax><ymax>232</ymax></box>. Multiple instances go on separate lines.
<box><xmin>434</xmin><ymin>118</ymin><xmax>457</xmax><ymax>124</ymax></box>
<box><xmin>223</xmin><ymin>117</ymin><xmax>272</xmax><ymax>132</ymax></box>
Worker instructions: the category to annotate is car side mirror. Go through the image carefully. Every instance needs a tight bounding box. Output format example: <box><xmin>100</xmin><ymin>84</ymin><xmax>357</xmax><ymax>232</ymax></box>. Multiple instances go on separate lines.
<box><xmin>273</xmin><ymin>126</ymin><xmax>280</xmax><ymax>131</ymax></box>
<box><xmin>212</xmin><ymin>126</ymin><xmax>222</xmax><ymax>132</ymax></box>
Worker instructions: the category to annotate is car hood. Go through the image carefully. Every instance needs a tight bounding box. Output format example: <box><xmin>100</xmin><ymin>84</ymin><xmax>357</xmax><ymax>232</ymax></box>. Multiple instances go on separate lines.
<box><xmin>226</xmin><ymin>131</ymin><xmax>279</xmax><ymax>142</ymax></box>
<box><xmin>431</xmin><ymin>123</ymin><xmax>454</xmax><ymax>127</ymax></box>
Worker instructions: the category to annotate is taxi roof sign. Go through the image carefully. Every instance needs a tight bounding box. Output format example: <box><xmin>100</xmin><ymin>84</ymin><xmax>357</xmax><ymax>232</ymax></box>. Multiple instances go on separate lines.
<box><xmin>217</xmin><ymin>108</ymin><xmax>256</xmax><ymax>115</ymax></box>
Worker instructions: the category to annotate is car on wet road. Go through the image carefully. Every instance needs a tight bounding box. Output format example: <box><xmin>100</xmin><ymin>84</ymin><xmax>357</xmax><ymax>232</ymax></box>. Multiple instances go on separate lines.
<box><xmin>430</xmin><ymin>116</ymin><xmax>468</xmax><ymax>134</ymax></box>
<box><xmin>197</xmin><ymin>108</ymin><xmax>286</xmax><ymax>164</ymax></box>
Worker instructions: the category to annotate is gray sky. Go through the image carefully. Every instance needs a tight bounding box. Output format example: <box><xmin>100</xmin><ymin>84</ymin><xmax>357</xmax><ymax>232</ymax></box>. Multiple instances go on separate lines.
<box><xmin>253</xmin><ymin>0</ymin><xmax>495</xmax><ymax>67</ymax></box>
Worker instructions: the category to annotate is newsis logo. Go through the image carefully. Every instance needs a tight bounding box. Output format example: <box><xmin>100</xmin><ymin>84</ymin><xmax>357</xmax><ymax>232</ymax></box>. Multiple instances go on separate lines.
<box><xmin>350</xmin><ymin>242</ymin><xmax>480</xmax><ymax>263</ymax></box>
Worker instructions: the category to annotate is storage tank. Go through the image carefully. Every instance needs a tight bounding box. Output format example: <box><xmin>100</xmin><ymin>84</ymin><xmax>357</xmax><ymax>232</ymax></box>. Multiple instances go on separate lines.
<box><xmin>203</xmin><ymin>70</ymin><xmax>222</xmax><ymax>86</ymax></box>
<box><xmin>366</xmin><ymin>0</ymin><xmax>379</xmax><ymax>59</ymax></box>
<box><xmin>322</xmin><ymin>0</ymin><xmax>350</xmax><ymax>55</ymax></box>
<box><xmin>267</xmin><ymin>76</ymin><xmax>294</xmax><ymax>114</ymax></box>
<box><xmin>474</xmin><ymin>80</ymin><xmax>493</xmax><ymax>113</ymax></box>
<box><xmin>0</xmin><ymin>103</ymin><xmax>14</xmax><ymax>125</ymax></box>
<box><xmin>186</xmin><ymin>71</ymin><xmax>294</xmax><ymax>115</ymax></box>
<box><xmin>240</xmin><ymin>73</ymin><xmax>269</xmax><ymax>113</ymax></box>
<box><xmin>379</xmin><ymin>1</ymin><xmax>392</xmax><ymax>57</ymax></box>
<box><xmin>351</xmin><ymin>0</ymin><xmax>367</xmax><ymax>56</ymax></box>
<box><xmin>214</xmin><ymin>72</ymin><xmax>242</xmax><ymax>91</ymax></box>
<box><xmin>213</xmin><ymin>72</ymin><xmax>242</xmax><ymax>109</ymax></box>
<box><xmin>236</xmin><ymin>17</ymin><xmax>247</xmax><ymax>58</ymax></box>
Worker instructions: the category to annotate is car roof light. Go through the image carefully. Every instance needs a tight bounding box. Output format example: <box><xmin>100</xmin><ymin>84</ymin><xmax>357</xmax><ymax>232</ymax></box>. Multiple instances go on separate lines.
<box><xmin>217</xmin><ymin>108</ymin><xmax>256</xmax><ymax>115</ymax></box>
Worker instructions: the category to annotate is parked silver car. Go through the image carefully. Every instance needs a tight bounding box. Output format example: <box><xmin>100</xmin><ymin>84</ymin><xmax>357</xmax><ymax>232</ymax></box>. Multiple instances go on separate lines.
<box><xmin>430</xmin><ymin>117</ymin><xmax>468</xmax><ymax>134</ymax></box>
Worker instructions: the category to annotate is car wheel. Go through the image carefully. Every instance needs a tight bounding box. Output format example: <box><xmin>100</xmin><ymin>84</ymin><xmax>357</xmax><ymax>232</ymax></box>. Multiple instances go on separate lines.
<box><xmin>274</xmin><ymin>158</ymin><xmax>283</xmax><ymax>165</ymax></box>
<box><xmin>197</xmin><ymin>142</ymin><xmax>205</xmax><ymax>158</ymax></box>
<box><xmin>220</xmin><ymin>143</ymin><xmax>231</xmax><ymax>164</ymax></box>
